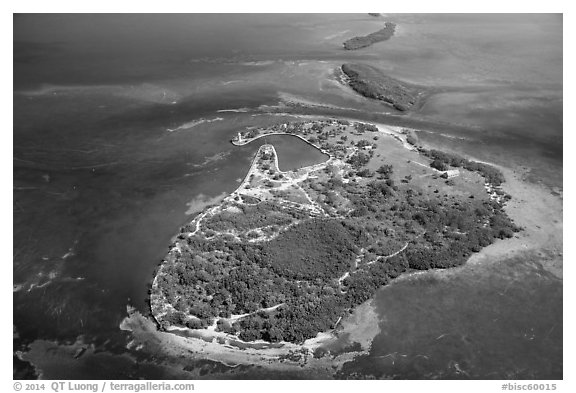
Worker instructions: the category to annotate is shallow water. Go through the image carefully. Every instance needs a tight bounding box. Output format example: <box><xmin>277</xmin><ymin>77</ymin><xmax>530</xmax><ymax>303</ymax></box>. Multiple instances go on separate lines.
<box><xmin>340</xmin><ymin>256</ymin><xmax>562</xmax><ymax>379</ymax></box>
<box><xmin>14</xmin><ymin>14</ymin><xmax>562</xmax><ymax>379</ymax></box>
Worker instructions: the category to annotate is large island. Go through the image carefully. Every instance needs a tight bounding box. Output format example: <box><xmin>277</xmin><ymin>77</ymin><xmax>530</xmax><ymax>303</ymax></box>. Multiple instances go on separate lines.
<box><xmin>150</xmin><ymin>119</ymin><xmax>520</xmax><ymax>351</ymax></box>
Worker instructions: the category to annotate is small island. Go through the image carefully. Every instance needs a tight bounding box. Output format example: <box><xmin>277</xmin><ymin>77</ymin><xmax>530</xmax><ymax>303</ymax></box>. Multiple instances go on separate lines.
<box><xmin>343</xmin><ymin>22</ymin><xmax>396</xmax><ymax>50</ymax></box>
<box><xmin>341</xmin><ymin>63</ymin><xmax>424</xmax><ymax>111</ymax></box>
<box><xmin>150</xmin><ymin>119</ymin><xmax>519</xmax><ymax>348</ymax></box>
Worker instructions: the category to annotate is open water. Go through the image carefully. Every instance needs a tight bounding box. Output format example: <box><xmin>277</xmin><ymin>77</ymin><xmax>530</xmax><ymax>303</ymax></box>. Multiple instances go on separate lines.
<box><xmin>13</xmin><ymin>14</ymin><xmax>562</xmax><ymax>379</ymax></box>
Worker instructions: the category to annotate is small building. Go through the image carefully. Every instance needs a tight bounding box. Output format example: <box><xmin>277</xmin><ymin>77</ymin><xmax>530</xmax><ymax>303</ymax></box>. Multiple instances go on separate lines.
<box><xmin>441</xmin><ymin>169</ymin><xmax>460</xmax><ymax>179</ymax></box>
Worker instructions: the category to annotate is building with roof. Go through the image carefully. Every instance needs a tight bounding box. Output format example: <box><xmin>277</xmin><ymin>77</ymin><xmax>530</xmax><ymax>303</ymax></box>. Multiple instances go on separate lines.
<box><xmin>441</xmin><ymin>169</ymin><xmax>460</xmax><ymax>179</ymax></box>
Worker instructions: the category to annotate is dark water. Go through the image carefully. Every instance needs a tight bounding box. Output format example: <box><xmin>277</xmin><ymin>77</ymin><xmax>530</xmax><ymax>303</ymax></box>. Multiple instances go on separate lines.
<box><xmin>259</xmin><ymin>135</ymin><xmax>329</xmax><ymax>171</ymax></box>
<box><xmin>13</xmin><ymin>14</ymin><xmax>562</xmax><ymax>379</ymax></box>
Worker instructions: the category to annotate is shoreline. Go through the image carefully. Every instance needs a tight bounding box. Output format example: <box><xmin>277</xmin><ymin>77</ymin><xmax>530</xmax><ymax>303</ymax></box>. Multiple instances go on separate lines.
<box><xmin>121</xmin><ymin>300</ymin><xmax>378</xmax><ymax>375</ymax></box>
<box><xmin>467</xmin><ymin>165</ymin><xmax>563</xmax><ymax>277</ymax></box>
<box><xmin>231</xmin><ymin>130</ymin><xmax>333</xmax><ymax>158</ymax></box>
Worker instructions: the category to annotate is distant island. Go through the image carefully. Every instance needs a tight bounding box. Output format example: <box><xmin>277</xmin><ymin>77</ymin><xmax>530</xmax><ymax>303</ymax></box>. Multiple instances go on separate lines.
<box><xmin>151</xmin><ymin>119</ymin><xmax>519</xmax><ymax>346</ymax></box>
<box><xmin>341</xmin><ymin>63</ymin><xmax>424</xmax><ymax>111</ymax></box>
<box><xmin>343</xmin><ymin>22</ymin><xmax>396</xmax><ymax>50</ymax></box>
